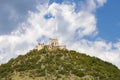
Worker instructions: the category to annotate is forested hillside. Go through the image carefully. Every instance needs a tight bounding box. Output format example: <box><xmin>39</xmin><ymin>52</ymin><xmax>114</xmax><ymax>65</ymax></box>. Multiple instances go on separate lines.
<box><xmin>0</xmin><ymin>48</ymin><xmax>120</xmax><ymax>80</ymax></box>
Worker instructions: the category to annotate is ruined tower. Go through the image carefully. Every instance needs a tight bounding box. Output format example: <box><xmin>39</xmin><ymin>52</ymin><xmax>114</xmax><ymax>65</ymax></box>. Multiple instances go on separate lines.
<box><xmin>35</xmin><ymin>38</ymin><xmax>66</xmax><ymax>50</ymax></box>
<box><xmin>49</xmin><ymin>38</ymin><xmax>59</xmax><ymax>47</ymax></box>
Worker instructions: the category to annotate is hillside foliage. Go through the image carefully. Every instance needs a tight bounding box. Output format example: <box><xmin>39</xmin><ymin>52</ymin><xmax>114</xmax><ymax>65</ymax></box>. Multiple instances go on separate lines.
<box><xmin>0</xmin><ymin>48</ymin><xmax>120</xmax><ymax>80</ymax></box>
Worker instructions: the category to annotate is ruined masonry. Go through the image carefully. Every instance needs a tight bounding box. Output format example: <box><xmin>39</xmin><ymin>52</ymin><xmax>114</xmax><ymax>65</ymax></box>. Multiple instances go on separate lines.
<box><xmin>35</xmin><ymin>38</ymin><xmax>66</xmax><ymax>50</ymax></box>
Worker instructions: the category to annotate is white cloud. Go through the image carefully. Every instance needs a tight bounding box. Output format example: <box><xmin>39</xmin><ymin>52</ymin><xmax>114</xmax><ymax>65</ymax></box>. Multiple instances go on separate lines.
<box><xmin>96</xmin><ymin>0</ymin><xmax>107</xmax><ymax>7</ymax></box>
<box><xmin>83</xmin><ymin>0</ymin><xmax>107</xmax><ymax>12</ymax></box>
<box><xmin>1</xmin><ymin>0</ymin><xmax>120</xmax><ymax>69</ymax></box>
<box><xmin>114</xmin><ymin>42</ymin><xmax>120</xmax><ymax>50</ymax></box>
<box><xmin>68</xmin><ymin>39</ymin><xmax>120</xmax><ymax>66</ymax></box>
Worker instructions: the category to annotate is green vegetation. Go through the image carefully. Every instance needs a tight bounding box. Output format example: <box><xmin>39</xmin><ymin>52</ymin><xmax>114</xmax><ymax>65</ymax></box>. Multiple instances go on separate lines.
<box><xmin>0</xmin><ymin>48</ymin><xmax>120</xmax><ymax>80</ymax></box>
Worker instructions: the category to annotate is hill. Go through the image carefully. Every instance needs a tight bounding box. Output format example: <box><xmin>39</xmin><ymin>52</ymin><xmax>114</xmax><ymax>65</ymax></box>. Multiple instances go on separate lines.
<box><xmin>0</xmin><ymin>48</ymin><xmax>120</xmax><ymax>80</ymax></box>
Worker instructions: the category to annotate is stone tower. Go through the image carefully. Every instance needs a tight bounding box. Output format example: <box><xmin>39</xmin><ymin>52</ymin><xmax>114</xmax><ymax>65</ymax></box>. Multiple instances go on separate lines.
<box><xmin>49</xmin><ymin>38</ymin><xmax>59</xmax><ymax>47</ymax></box>
<box><xmin>34</xmin><ymin>38</ymin><xmax>66</xmax><ymax>50</ymax></box>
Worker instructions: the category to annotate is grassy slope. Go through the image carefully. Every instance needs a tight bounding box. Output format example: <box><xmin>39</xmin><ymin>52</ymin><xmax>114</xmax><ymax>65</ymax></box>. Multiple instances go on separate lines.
<box><xmin>0</xmin><ymin>48</ymin><xmax>120</xmax><ymax>80</ymax></box>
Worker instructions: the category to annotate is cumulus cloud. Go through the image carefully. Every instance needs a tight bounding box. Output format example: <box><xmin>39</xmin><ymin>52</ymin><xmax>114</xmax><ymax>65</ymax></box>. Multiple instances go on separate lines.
<box><xmin>0</xmin><ymin>0</ymin><xmax>38</xmax><ymax>34</ymax></box>
<box><xmin>69</xmin><ymin>39</ymin><xmax>120</xmax><ymax>66</ymax></box>
<box><xmin>0</xmin><ymin>0</ymin><xmax>120</xmax><ymax>69</ymax></box>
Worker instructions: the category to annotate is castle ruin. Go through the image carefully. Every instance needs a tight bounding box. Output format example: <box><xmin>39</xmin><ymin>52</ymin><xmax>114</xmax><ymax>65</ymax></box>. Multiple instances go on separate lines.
<box><xmin>35</xmin><ymin>38</ymin><xmax>66</xmax><ymax>50</ymax></box>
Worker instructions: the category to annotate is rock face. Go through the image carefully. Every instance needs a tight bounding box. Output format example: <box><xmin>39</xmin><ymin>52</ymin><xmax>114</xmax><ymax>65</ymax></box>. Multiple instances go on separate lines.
<box><xmin>35</xmin><ymin>38</ymin><xmax>66</xmax><ymax>51</ymax></box>
<box><xmin>0</xmin><ymin>49</ymin><xmax>120</xmax><ymax>80</ymax></box>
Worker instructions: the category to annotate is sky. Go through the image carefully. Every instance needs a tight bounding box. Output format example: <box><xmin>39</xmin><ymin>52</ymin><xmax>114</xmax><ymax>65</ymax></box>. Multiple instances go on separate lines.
<box><xmin>0</xmin><ymin>0</ymin><xmax>120</xmax><ymax>68</ymax></box>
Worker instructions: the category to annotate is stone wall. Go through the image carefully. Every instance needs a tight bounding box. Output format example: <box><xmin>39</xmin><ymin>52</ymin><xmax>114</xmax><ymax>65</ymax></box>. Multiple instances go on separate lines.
<box><xmin>35</xmin><ymin>38</ymin><xmax>66</xmax><ymax>51</ymax></box>
<box><xmin>59</xmin><ymin>45</ymin><xmax>66</xmax><ymax>50</ymax></box>
<box><xmin>35</xmin><ymin>43</ymin><xmax>44</xmax><ymax>51</ymax></box>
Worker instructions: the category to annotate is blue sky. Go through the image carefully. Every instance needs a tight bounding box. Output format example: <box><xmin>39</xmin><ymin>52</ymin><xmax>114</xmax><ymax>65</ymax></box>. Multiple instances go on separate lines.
<box><xmin>0</xmin><ymin>0</ymin><xmax>119</xmax><ymax>42</ymax></box>
<box><xmin>0</xmin><ymin>0</ymin><xmax>37</xmax><ymax>34</ymax></box>
<box><xmin>96</xmin><ymin>0</ymin><xmax>120</xmax><ymax>42</ymax></box>
<box><xmin>0</xmin><ymin>0</ymin><xmax>120</xmax><ymax>68</ymax></box>
<box><xmin>49</xmin><ymin>0</ymin><xmax>120</xmax><ymax>43</ymax></box>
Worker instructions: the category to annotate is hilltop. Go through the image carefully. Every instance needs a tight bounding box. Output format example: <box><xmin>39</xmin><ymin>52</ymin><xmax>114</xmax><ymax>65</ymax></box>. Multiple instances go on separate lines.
<box><xmin>0</xmin><ymin>48</ymin><xmax>120</xmax><ymax>80</ymax></box>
